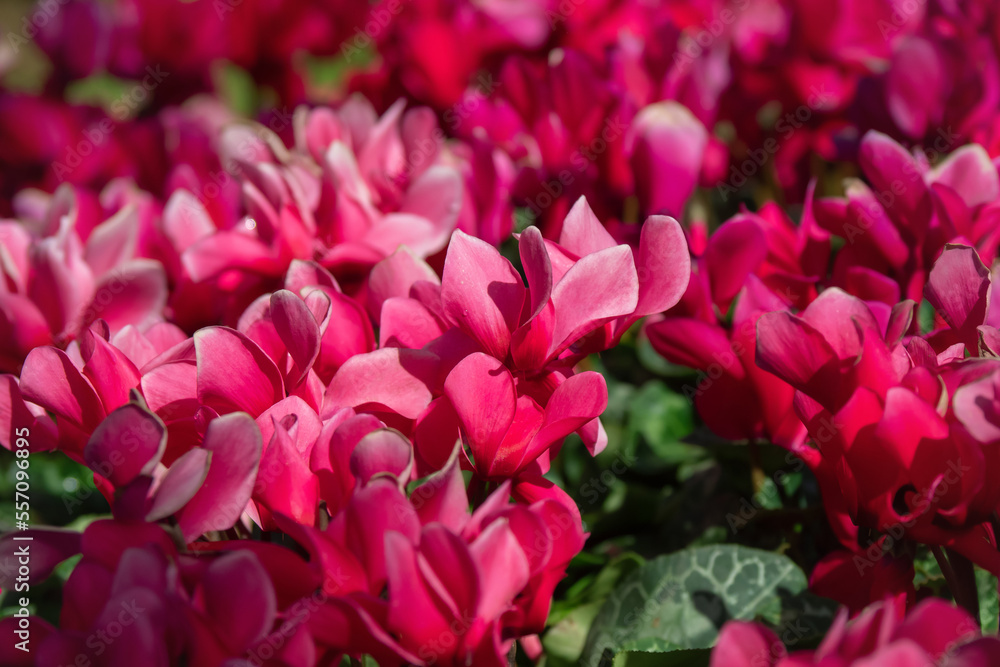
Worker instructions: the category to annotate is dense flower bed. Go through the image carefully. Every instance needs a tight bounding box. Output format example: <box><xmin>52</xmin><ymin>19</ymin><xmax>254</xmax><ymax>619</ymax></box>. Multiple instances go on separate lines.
<box><xmin>4</xmin><ymin>0</ymin><xmax>1000</xmax><ymax>665</ymax></box>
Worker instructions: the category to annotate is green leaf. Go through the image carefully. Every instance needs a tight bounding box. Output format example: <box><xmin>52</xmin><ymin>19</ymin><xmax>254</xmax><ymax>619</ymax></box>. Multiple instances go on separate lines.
<box><xmin>613</xmin><ymin>648</ymin><xmax>711</xmax><ymax>666</ymax></box>
<box><xmin>977</xmin><ymin>567</ymin><xmax>999</xmax><ymax>634</ymax></box>
<box><xmin>913</xmin><ymin>547</ymin><xmax>947</xmax><ymax>596</ymax></box>
<box><xmin>580</xmin><ymin>545</ymin><xmax>835</xmax><ymax>666</ymax></box>
<box><xmin>544</xmin><ymin>601</ymin><xmax>604</xmax><ymax>664</ymax></box>
<box><xmin>627</xmin><ymin>381</ymin><xmax>700</xmax><ymax>466</ymax></box>
<box><xmin>635</xmin><ymin>337</ymin><xmax>677</xmax><ymax>376</ymax></box>
<box><xmin>212</xmin><ymin>61</ymin><xmax>258</xmax><ymax>117</ymax></box>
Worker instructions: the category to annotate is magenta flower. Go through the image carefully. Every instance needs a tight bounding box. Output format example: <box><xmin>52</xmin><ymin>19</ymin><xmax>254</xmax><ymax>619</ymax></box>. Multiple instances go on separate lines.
<box><xmin>360</xmin><ymin>198</ymin><xmax>688</xmax><ymax>476</ymax></box>
<box><xmin>712</xmin><ymin>597</ymin><xmax>994</xmax><ymax>666</ymax></box>
<box><xmin>0</xmin><ymin>185</ymin><xmax>168</xmax><ymax>372</ymax></box>
<box><xmin>287</xmin><ymin>453</ymin><xmax>585</xmax><ymax>666</ymax></box>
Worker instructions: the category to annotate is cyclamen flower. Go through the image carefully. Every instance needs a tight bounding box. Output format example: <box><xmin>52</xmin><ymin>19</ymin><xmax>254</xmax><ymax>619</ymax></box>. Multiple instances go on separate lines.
<box><xmin>753</xmin><ymin>247</ymin><xmax>1000</xmax><ymax>574</ymax></box>
<box><xmin>448</xmin><ymin>50</ymin><xmax>715</xmax><ymax>230</ymax></box>
<box><xmin>0</xmin><ymin>441</ymin><xmax>585</xmax><ymax>667</ymax></box>
<box><xmin>712</xmin><ymin>597</ymin><xmax>997</xmax><ymax>666</ymax></box>
<box><xmin>366</xmin><ymin>197</ymin><xmax>689</xmax><ymax>477</ymax></box>
<box><xmin>0</xmin><ymin>521</ymin><xmax>315</xmax><ymax>667</ymax></box>
<box><xmin>285</xmin><ymin>454</ymin><xmax>585</xmax><ymax>666</ymax></box>
<box><xmin>647</xmin><ymin>196</ymin><xmax>829</xmax><ymax>448</ymax></box>
<box><xmin>33</xmin><ymin>0</ymin><xmax>371</xmax><ymax>107</ymax></box>
<box><xmin>0</xmin><ymin>185</ymin><xmax>168</xmax><ymax>373</ymax></box>
<box><xmin>809</xmin><ymin>131</ymin><xmax>1000</xmax><ymax>303</ymax></box>
<box><xmin>172</xmin><ymin>95</ymin><xmax>511</xmax><ymax>325</ymax></box>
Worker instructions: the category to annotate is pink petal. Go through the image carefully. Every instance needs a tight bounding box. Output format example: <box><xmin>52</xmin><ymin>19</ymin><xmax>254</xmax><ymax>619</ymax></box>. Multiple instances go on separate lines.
<box><xmin>412</xmin><ymin>396</ymin><xmax>463</xmax><ymax>474</ymax></box>
<box><xmin>844</xmin><ymin>179</ymin><xmax>909</xmax><ymax>269</ymax></box>
<box><xmin>83</xmin><ymin>206</ymin><xmax>138</xmax><ymax>277</ymax></box>
<box><xmin>633</xmin><ymin>214</ymin><xmax>691</xmax><ymax>317</ymax></box>
<box><xmin>800</xmin><ymin>288</ymin><xmax>881</xmax><ymax>360</ymax></box>
<box><xmin>89</xmin><ymin>259</ymin><xmax>168</xmax><ymax>334</ymax></box>
<box><xmin>925</xmin><ymin>245</ymin><xmax>990</xmax><ymax>351</ymax></box>
<box><xmin>379</xmin><ymin>297</ymin><xmax>446</xmax><ymax>349</ymax></box>
<box><xmin>28</xmin><ymin>225</ymin><xmax>95</xmax><ymax>337</ymax></box>
<box><xmin>315</xmin><ymin>412</ymin><xmax>382</xmax><ymax>512</ymax></box>
<box><xmin>176</xmin><ymin>412</ymin><xmax>262</xmax><ymax>541</ymax></box>
<box><xmin>646</xmin><ymin>317</ymin><xmax>742</xmax><ymax>376</ymax></box>
<box><xmin>418</xmin><ymin>524</ymin><xmax>480</xmax><ymax>621</ymax></box>
<box><xmin>857</xmin><ymin>131</ymin><xmax>930</xmax><ymax>231</ymax></box>
<box><xmin>345</xmin><ymin>479</ymin><xmax>421</xmax><ymax>590</ymax></box>
<box><xmin>930</xmin><ymin>144</ymin><xmax>1000</xmax><ymax>209</ymax></box>
<box><xmin>523</xmin><ymin>372</ymin><xmax>608</xmax><ymax>465</ymax></box>
<box><xmin>365</xmin><ymin>213</ymin><xmax>449</xmax><ymax>258</ymax></box>
<box><xmin>315</xmin><ymin>290</ymin><xmax>376</xmax><ymax>380</ymax></box>
<box><xmin>756</xmin><ymin>311</ymin><xmax>843</xmax><ymax>407</ymax></box>
<box><xmin>886</xmin><ymin>36</ymin><xmax>945</xmax><ymax>140</ymax></box>
<box><xmin>255</xmin><ymin>417</ymin><xmax>319</xmax><ymax>527</ymax></box>
<box><xmin>79</xmin><ymin>328</ymin><xmax>140</xmax><ymax>413</ymax></box>
<box><xmin>181</xmin><ymin>231</ymin><xmax>280</xmax><ymax>283</ymax></box>
<box><xmin>443</xmin><ymin>353</ymin><xmax>515</xmax><ymax>469</ymax></box>
<box><xmin>710</xmin><ymin>622</ymin><xmax>784</xmax><ymax>667</ymax></box>
<box><xmin>518</xmin><ymin>226</ymin><xmax>553</xmax><ymax>322</ymax></box>
<box><xmin>556</xmin><ymin>197</ymin><xmax>616</xmax><ymax>256</ymax></box>
<box><xmin>469</xmin><ymin>518</ymin><xmax>530</xmax><ymax>621</ymax></box>
<box><xmin>367</xmin><ymin>246</ymin><xmax>440</xmax><ymax>323</ymax></box>
<box><xmin>255</xmin><ymin>396</ymin><xmax>323</xmax><ymax>457</ymax></box>
<box><xmin>19</xmin><ymin>346</ymin><xmax>105</xmax><ymax>431</ymax></box>
<box><xmin>270</xmin><ymin>289</ymin><xmax>322</xmax><ymax>387</ymax></box>
<box><xmin>548</xmin><ymin>245</ymin><xmax>638</xmax><ymax>357</ymax></box>
<box><xmin>325</xmin><ymin>348</ymin><xmax>436</xmax><ymax>420</ymax></box>
<box><xmin>146</xmin><ymin>447</ymin><xmax>211</xmax><ymax>522</ymax></box>
<box><xmin>162</xmin><ymin>190</ymin><xmax>215</xmax><ymax>253</ymax></box>
<box><xmin>953</xmin><ymin>372</ymin><xmax>1000</xmax><ymax>442</ymax></box>
<box><xmin>411</xmin><ymin>456</ymin><xmax>470</xmax><ymax>533</ymax></box>
<box><xmin>200</xmin><ymin>551</ymin><xmax>277</xmax><ymax>654</ymax></box>
<box><xmin>399</xmin><ymin>165</ymin><xmax>463</xmax><ymax>234</ymax></box>
<box><xmin>284</xmin><ymin>259</ymin><xmax>341</xmax><ymax>295</ymax></box>
<box><xmin>195</xmin><ymin>327</ymin><xmax>284</xmax><ymax>417</ymax></box>
<box><xmin>350</xmin><ymin>428</ymin><xmax>414</xmax><ymax>485</ymax></box>
<box><xmin>84</xmin><ymin>403</ymin><xmax>166</xmax><ymax>487</ymax></box>
<box><xmin>0</xmin><ymin>376</ymin><xmax>55</xmax><ymax>452</ymax></box>
<box><xmin>441</xmin><ymin>230</ymin><xmax>525</xmax><ymax>359</ymax></box>
<box><xmin>628</xmin><ymin>101</ymin><xmax>708</xmax><ymax>216</ymax></box>
<box><xmin>0</xmin><ymin>293</ymin><xmax>52</xmax><ymax>372</ymax></box>
<box><xmin>384</xmin><ymin>531</ymin><xmax>456</xmax><ymax>655</ymax></box>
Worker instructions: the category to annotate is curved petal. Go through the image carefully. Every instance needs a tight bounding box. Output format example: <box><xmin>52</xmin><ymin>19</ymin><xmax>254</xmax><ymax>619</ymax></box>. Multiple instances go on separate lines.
<box><xmin>441</xmin><ymin>230</ymin><xmax>525</xmax><ymax>359</ymax></box>
<box><xmin>556</xmin><ymin>197</ymin><xmax>616</xmax><ymax>256</ymax></box>
<box><xmin>270</xmin><ymin>289</ymin><xmax>321</xmax><ymax>387</ymax></box>
<box><xmin>634</xmin><ymin>214</ymin><xmax>691</xmax><ymax>316</ymax></box>
<box><xmin>195</xmin><ymin>327</ymin><xmax>284</xmax><ymax>417</ymax></box>
<box><xmin>20</xmin><ymin>346</ymin><xmax>105</xmax><ymax>431</ymax></box>
<box><xmin>443</xmin><ymin>353</ymin><xmax>515</xmax><ymax>470</ymax></box>
<box><xmin>176</xmin><ymin>412</ymin><xmax>262</xmax><ymax>541</ymax></box>
<box><xmin>350</xmin><ymin>428</ymin><xmax>414</xmax><ymax>485</ymax></box>
<box><xmin>84</xmin><ymin>403</ymin><xmax>166</xmax><ymax>487</ymax></box>
<box><xmin>548</xmin><ymin>245</ymin><xmax>638</xmax><ymax>357</ymax></box>
<box><xmin>325</xmin><ymin>348</ymin><xmax>436</xmax><ymax>420</ymax></box>
<box><xmin>146</xmin><ymin>447</ymin><xmax>211</xmax><ymax>522</ymax></box>
<box><xmin>200</xmin><ymin>551</ymin><xmax>277</xmax><ymax>654</ymax></box>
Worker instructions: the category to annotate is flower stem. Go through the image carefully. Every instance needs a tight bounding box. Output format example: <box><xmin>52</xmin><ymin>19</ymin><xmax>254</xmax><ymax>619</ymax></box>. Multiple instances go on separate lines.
<box><xmin>933</xmin><ymin>546</ymin><xmax>980</xmax><ymax>624</ymax></box>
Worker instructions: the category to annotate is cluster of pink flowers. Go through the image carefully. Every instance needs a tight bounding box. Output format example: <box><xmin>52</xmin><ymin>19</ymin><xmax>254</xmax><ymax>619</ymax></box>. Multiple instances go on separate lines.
<box><xmin>650</xmin><ymin>127</ymin><xmax>1000</xmax><ymax>617</ymax></box>
<box><xmin>1</xmin><ymin>457</ymin><xmax>582</xmax><ymax>666</ymax></box>
<box><xmin>5</xmin><ymin>0</ymin><xmax>1000</xmax><ymax>665</ymax></box>
<box><xmin>0</xmin><ymin>78</ymin><xmax>689</xmax><ymax>660</ymax></box>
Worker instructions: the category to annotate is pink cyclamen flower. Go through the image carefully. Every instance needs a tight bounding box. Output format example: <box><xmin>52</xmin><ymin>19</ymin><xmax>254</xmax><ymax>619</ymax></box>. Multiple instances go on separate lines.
<box><xmin>0</xmin><ymin>185</ymin><xmax>168</xmax><ymax>373</ymax></box>
<box><xmin>363</xmin><ymin>197</ymin><xmax>689</xmax><ymax>477</ymax></box>
<box><xmin>711</xmin><ymin>597</ymin><xmax>995</xmax><ymax>666</ymax></box>
<box><xmin>0</xmin><ymin>520</ymin><xmax>314</xmax><ymax>667</ymax></box>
